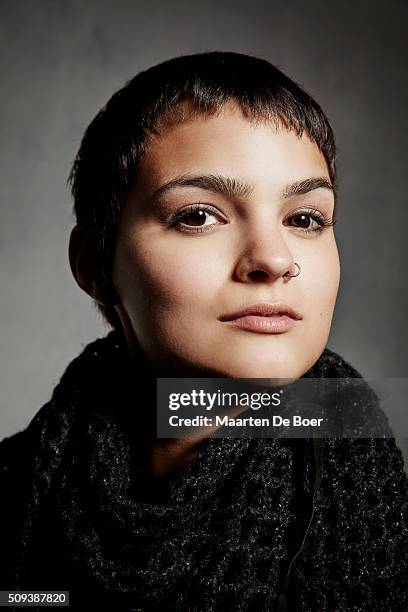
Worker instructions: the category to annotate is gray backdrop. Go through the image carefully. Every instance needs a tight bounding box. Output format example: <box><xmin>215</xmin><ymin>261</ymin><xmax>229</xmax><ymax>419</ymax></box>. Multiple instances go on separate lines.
<box><xmin>1</xmin><ymin>0</ymin><xmax>407</xmax><ymax>467</ymax></box>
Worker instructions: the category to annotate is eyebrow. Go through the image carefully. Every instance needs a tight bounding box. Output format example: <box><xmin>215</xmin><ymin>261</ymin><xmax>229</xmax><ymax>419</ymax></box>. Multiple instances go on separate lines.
<box><xmin>150</xmin><ymin>173</ymin><xmax>334</xmax><ymax>202</ymax></box>
<box><xmin>281</xmin><ymin>176</ymin><xmax>334</xmax><ymax>198</ymax></box>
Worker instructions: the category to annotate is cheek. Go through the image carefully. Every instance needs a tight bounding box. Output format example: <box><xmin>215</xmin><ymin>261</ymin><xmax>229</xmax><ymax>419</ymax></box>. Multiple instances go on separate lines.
<box><xmin>114</xmin><ymin>232</ymin><xmax>223</xmax><ymax>318</ymax></box>
<box><xmin>303</xmin><ymin>242</ymin><xmax>340</xmax><ymax>322</ymax></box>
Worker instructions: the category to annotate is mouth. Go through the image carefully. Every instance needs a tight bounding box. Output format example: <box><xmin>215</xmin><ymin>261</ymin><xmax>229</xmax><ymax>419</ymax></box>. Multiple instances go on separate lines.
<box><xmin>218</xmin><ymin>303</ymin><xmax>302</xmax><ymax>334</ymax></box>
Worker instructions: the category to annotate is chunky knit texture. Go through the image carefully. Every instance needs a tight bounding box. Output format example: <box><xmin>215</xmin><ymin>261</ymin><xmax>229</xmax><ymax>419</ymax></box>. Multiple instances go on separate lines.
<box><xmin>1</xmin><ymin>331</ymin><xmax>408</xmax><ymax>611</ymax></box>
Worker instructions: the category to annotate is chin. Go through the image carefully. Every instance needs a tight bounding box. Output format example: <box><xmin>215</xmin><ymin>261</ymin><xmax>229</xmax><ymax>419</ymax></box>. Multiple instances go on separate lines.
<box><xmin>223</xmin><ymin>363</ymin><xmax>305</xmax><ymax>380</ymax></box>
<box><xmin>157</xmin><ymin>331</ymin><xmax>324</xmax><ymax>379</ymax></box>
<box><xmin>196</xmin><ymin>351</ymin><xmax>307</xmax><ymax>380</ymax></box>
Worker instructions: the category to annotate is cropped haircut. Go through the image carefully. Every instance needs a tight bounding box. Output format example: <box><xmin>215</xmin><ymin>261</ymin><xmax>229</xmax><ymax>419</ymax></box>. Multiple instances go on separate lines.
<box><xmin>68</xmin><ymin>51</ymin><xmax>337</xmax><ymax>330</ymax></box>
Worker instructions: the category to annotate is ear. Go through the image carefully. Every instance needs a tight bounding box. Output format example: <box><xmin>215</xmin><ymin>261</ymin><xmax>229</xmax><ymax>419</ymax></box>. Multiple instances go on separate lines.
<box><xmin>68</xmin><ymin>225</ymin><xmax>121</xmax><ymax>307</ymax></box>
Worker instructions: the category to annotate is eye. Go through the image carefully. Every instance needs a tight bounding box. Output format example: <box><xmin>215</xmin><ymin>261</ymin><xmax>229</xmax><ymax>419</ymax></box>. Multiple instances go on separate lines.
<box><xmin>284</xmin><ymin>209</ymin><xmax>335</xmax><ymax>235</ymax></box>
<box><xmin>169</xmin><ymin>203</ymin><xmax>225</xmax><ymax>233</ymax></box>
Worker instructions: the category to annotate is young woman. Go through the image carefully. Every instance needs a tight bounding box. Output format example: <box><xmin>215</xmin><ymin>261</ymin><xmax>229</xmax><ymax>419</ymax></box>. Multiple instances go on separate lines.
<box><xmin>1</xmin><ymin>52</ymin><xmax>407</xmax><ymax>611</ymax></box>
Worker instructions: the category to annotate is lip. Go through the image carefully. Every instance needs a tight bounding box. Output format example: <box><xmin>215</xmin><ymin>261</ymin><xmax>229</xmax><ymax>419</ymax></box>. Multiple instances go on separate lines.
<box><xmin>219</xmin><ymin>302</ymin><xmax>302</xmax><ymax>334</ymax></box>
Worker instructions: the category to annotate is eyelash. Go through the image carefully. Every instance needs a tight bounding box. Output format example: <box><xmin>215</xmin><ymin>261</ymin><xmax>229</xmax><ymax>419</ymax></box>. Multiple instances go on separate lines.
<box><xmin>168</xmin><ymin>203</ymin><xmax>336</xmax><ymax>235</ymax></box>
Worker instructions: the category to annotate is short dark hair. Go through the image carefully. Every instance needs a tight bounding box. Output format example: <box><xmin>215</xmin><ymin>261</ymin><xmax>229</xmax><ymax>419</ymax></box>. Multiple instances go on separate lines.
<box><xmin>68</xmin><ymin>51</ymin><xmax>337</xmax><ymax>330</ymax></box>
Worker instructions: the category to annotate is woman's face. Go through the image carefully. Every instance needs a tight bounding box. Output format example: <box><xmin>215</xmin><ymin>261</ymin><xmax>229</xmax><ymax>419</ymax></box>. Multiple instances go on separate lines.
<box><xmin>112</xmin><ymin>100</ymin><xmax>340</xmax><ymax>378</ymax></box>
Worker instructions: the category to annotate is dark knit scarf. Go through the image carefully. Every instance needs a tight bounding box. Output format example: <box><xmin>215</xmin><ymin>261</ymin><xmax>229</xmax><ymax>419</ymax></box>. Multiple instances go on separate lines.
<box><xmin>1</xmin><ymin>330</ymin><xmax>408</xmax><ymax>611</ymax></box>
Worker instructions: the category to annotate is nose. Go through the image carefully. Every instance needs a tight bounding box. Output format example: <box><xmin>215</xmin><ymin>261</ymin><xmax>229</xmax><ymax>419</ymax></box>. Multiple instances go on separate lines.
<box><xmin>233</xmin><ymin>222</ymin><xmax>295</xmax><ymax>283</ymax></box>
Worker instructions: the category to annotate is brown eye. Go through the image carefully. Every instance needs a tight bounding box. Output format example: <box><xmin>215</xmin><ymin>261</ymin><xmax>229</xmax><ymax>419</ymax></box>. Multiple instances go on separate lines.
<box><xmin>171</xmin><ymin>204</ymin><xmax>224</xmax><ymax>233</ymax></box>
<box><xmin>181</xmin><ymin>209</ymin><xmax>209</xmax><ymax>227</ymax></box>
<box><xmin>284</xmin><ymin>209</ymin><xmax>329</xmax><ymax>234</ymax></box>
<box><xmin>291</xmin><ymin>213</ymin><xmax>315</xmax><ymax>229</ymax></box>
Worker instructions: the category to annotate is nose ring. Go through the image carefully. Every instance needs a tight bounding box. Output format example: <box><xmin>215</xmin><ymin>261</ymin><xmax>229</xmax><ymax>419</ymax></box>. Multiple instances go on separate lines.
<box><xmin>283</xmin><ymin>262</ymin><xmax>301</xmax><ymax>278</ymax></box>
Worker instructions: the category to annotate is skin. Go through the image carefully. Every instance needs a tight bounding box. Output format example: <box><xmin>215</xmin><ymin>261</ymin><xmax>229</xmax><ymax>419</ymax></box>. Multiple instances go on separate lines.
<box><xmin>70</xmin><ymin>99</ymin><xmax>340</xmax><ymax>475</ymax></box>
<box><xmin>112</xmin><ymin>100</ymin><xmax>340</xmax><ymax>379</ymax></box>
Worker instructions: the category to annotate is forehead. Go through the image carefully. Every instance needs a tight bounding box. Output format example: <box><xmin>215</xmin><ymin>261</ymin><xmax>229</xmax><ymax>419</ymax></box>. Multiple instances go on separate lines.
<box><xmin>137</xmin><ymin>100</ymin><xmax>330</xmax><ymax>194</ymax></box>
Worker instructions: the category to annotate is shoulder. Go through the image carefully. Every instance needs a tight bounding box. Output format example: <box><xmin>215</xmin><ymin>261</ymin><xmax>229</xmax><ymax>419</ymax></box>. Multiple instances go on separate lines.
<box><xmin>0</xmin><ymin>427</ymin><xmax>37</xmax><ymax>585</ymax></box>
<box><xmin>0</xmin><ymin>427</ymin><xmax>34</xmax><ymax>480</ymax></box>
<box><xmin>0</xmin><ymin>330</ymin><xmax>121</xmax><ymax>485</ymax></box>
<box><xmin>0</xmin><ymin>420</ymin><xmax>40</xmax><ymax>514</ymax></box>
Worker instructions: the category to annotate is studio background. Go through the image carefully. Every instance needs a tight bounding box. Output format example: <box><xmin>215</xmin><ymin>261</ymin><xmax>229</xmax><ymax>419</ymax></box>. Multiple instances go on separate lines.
<box><xmin>1</xmin><ymin>0</ymin><xmax>407</xmax><ymax>468</ymax></box>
